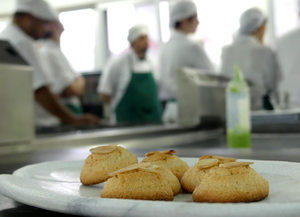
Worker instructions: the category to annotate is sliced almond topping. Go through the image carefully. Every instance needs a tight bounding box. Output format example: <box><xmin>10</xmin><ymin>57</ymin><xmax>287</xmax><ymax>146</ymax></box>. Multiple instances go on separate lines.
<box><xmin>108</xmin><ymin>164</ymin><xmax>141</xmax><ymax>177</ymax></box>
<box><xmin>139</xmin><ymin>167</ymin><xmax>160</xmax><ymax>174</ymax></box>
<box><xmin>138</xmin><ymin>162</ymin><xmax>152</xmax><ymax>168</ymax></box>
<box><xmin>131</xmin><ymin>163</ymin><xmax>160</xmax><ymax>173</ymax></box>
<box><xmin>145</xmin><ymin>150</ymin><xmax>176</xmax><ymax>157</ymax></box>
<box><xmin>211</xmin><ymin>155</ymin><xmax>237</xmax><ymax>161</ymax></box>
<box><xmin>219</xmin><ymin>161</ymin><xmax>254</xmax><ymax>169</ymax></box>
<box><xmin>199</xmin><ymin>155</ymin><xmax>213</xmax><ymax>160</ymax></box>
<box><xmin>107</xmin><ymin>163</ymin><xmax>152</xmax><ymax>177</ymax></box>
<box><xmin>199</xmin><ymin>155</ymin><xmax>237</xmax><ymax>161</ymax></box>
<box><xmin>145</xmin><ymin>151</ymin><xmax>157</xmax><ymax>157</ymax></box>
<box><xmin>162</xmin><ymin>150</ymin><xmax>177</xmax><ymax>155</ymax></box>
<box><xmin>147</xmin><ymin>164</ymin><xmax>161</xmax><ymax>170</ymax></box>
<box><xmin>196</xmin><ymin>158</ymin><xmax>219</xmax><ymax>169</ymax></box>
<box><xmin>90</xmin><ymin>144</ymin><xmax>118</xmax><ymax>154</ymax></box>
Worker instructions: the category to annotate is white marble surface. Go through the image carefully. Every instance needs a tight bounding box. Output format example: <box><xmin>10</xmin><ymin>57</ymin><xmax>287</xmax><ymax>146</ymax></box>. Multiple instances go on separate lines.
<box><xmin>0</xmin><ymin>158</ymin><xmax>300</xmax><ymax>217</ymax></box>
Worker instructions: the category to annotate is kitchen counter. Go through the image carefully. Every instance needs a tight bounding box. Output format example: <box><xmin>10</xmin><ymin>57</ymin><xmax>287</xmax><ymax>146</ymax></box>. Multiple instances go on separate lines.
<box><xmin>1</xmin><ymin>128</ymin><xmax>300</xmax><ymax>216</ymax></box>
<box><xmin>0</xmin><ymin>123</ymin><xmax>220</xmax><ymax>155</ymax></box>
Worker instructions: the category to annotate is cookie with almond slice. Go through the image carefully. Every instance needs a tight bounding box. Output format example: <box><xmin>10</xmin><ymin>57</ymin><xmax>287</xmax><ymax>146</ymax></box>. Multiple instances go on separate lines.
<box><xmin>180</xmin><ymin>158</ymin><xmax>220</xmax><ymax>193</ymax></box>
<box><xmin>141</xmin><ymin>150</ymin><xmax>189</xmax><ymax>180</ymax></box>
<box><xmin>80</xmin><ymin>144</ymin><xmax>138</xmax><ymax>185</ymax></box>
<box><xmin>101</xmin><ymin>163</ymin><xmax>174</xmax><ymax>201</ymax></box>
<box><xmin>155</xmin><ymin>165</ymin><xmax>181</xmax><ymax>195</ymax></box>
<box><xmin>193</xmin><ymin>161</ymin><xmax>269</xmax><ymax>203</ymax></box>
<box><xmin>181</xmin><ymin>155</ymin><xmax>237</xmax><ymax>193</ymax></box>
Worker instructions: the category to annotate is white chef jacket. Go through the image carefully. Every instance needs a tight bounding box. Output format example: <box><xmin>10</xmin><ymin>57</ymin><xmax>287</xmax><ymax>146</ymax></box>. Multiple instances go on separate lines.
<box><xmin>159</xmin><ymin>30</ymin><xmax>214</xmax><ymax>100</ymax></box>
<box><xmin>0</xmin><ymin>23</ymin><xmax>49</xmax><ymax>90</ymax></box>
<box><xmin>276</xmin><ymin>27</ymin><xmax>300</xmax><ymax>108</ymax></box>
<box><xmin>37</xmin><ymin>40</ymin><xmax>81</xmax><ymax>112</ymax></box>
<box><xmin>0</xmin><ymin>23</ymin><xmax>60</xmax><ymax>127</ymax></box>
<box><xmin>221</xmin><ymin>35</ymin><xmax>279</xmax><ymax>110</ymax></box>
<box><xmin>97</xmin><ymin>50</ymin><xmax>155</xmax><ymax>124</ymax></box>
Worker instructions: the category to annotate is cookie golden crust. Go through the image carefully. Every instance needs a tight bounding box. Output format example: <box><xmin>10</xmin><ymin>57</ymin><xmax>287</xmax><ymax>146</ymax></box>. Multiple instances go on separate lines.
<box><xmin>180</xmin><ymin>167</ymin><xmax>209</xmax><ymax>193</ymax></box>
<box><xmin>181</xmin><ymin>156</ymin><xmax>237</xmax><ymax>193</ymax></box>
<box><xmin>108</xmin><ymin>163</ymin><xmax>181</xmax><ymax>195</ymax></box>
<box><xmin>192</xmin><ymin>165</ymin><xmax>269</xmax><ymax>203</ymax></box>
<box><xmin>180</xmin><ymin>159</ymin><xmax>219</xmax><ymax>193</ymax></box>
<box><xmin>141</xmin><ymin>150</ymin><xmax>189</xmax><ymax>180</ymax></box>
<box><xmin>80</xmin><ymin>145</ymin><xmax>138</xmax><ymax>185</ymax></box>
<box><xmin>156</xmin><ymin>165</ymin><xmax>181</xmax><ymax>195</ymax></box>
<box><xmin>101</xmin><ymin>170</ymin><xmax>174</xmax><ymax>201</ymax></box>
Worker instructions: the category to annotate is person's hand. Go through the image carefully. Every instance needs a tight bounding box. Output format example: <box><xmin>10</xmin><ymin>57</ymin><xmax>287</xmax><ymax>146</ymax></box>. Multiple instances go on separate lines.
<box><xmin>70</xmin><ymin>114</ymin><xmax>100</xmax><ymax>126</ymax></box>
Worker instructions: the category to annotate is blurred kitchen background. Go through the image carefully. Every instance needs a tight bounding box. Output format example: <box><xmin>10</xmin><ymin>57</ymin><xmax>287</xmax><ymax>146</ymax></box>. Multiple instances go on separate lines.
<box><xmin>1</xmin><ymin>0</ymin><xmax>300</xmax><ymax>158</ymax></box>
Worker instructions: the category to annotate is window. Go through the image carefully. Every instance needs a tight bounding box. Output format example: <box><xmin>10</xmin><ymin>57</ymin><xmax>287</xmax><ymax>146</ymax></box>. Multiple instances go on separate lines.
<box><xmin>59</xmin><ymin>9</ymin><xmax>96</xmax><ymax>73</ymax></box>
<box><xmin>273</xmin><ymin>0</ymin><xmax>300</xmax><ymax>38</ymax></box>
<box><xmin>106</xmin><ymin>2</ymin><xmax>161</xmax><ymax>57</ymax></box>
<box><xmin>0</xmin><ymin>21</ymin><xmax>7</xmax><ymax>33</ymax></box>
<box><xmin>106</xmin><ymin>3</ymin><xmax>135</xmax><ymax>55</ymax></box>
<box><xmin>159</xmin><ymin>1</ymin><xmax>170</xmax><ymax>43</ymax></box>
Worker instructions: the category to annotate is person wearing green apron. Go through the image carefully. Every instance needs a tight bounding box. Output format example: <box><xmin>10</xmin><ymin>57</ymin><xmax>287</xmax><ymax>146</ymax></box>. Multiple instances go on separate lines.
<box><xmin>98</xmin><ymin>24</ymin><xmax>162</xmax><ymax>124</ymax></box>
<box><xmin>115</xmin><ymin>55</ymin><xmax>162</xmax><ymax>124</ymax></box>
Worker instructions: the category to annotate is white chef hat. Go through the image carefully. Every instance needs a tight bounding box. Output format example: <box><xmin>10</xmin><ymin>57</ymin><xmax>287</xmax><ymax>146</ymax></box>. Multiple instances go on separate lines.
<box><xmin>16</xmin><ymin>0</ymin><xmax>58</xmax><ymax>21</ymax></box>
<box><xmin>169</xmin><ymin>1</ymin><xmax>197</xmax><ymax>28</ymax></box>
<box><xmin>239</xmin><ymin>8</ymin><xmax>266</xmax><ymax>35</ymax></box>
<box><xmin>127</xmin><ymin>24</ymin><xmax>148</xmax><ymax>43</ymax></box>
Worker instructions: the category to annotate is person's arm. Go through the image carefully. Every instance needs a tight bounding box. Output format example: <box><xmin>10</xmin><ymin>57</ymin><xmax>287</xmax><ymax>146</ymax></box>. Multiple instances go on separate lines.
<box><xmin>61</xmin><ymin>76</ymin><xmax>86</xmax><ymax>98</ymax></box>
<box><xmin>99</xmin><ymin>93</ymin><xmax>111</xmax><ymax>104</ymax></box>
<box><xmin>35</xmin><ymin>86</ymin><xmax>99</xmax><ymax>125</ymax></box>
<box><xmin>97</xmin><ymin>57</ymin><xmax>118</xmax><ymax>104</ymax></box>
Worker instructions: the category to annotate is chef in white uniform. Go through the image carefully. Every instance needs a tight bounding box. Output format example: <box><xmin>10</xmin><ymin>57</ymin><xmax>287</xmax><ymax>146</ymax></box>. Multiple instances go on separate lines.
<box><xmin>98</xmin><ymin>24</ymin><xmax>161</xmax><ymax>124</ymax></box>
<box><xmin>276</xmin><ymin>8</ymin><xmax>300</xmax><ymax>108</ymax></box>
<box><xmin>221</xmin><ymin>8</ymin><xmax>280</xmax><ymax>110</ymax></box>
<box><xmin>158</xmin><ymin>0</ymin><xmax>214</xmax><ymax>122</ymax></box>
<box><xmin>37</xmin><ymin>20</ymin><xmax>85</xmax><ymax>117</ymax></box>
<box><xmin>0</xmin><ymin>0</ymin><xmax>98</xmax><ymax>127</ymax></box>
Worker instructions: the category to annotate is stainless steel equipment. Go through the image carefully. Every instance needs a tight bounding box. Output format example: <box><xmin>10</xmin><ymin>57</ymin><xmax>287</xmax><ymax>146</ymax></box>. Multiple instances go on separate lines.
<box><xmin>177</xmin><ymin>67</ymin><xmax>229</xmax><ymax>125</ymax></box>
<box><xmin>0</xmin><ymin>40</ymin><xmax>34</xmax><ymax>147</ymax></box>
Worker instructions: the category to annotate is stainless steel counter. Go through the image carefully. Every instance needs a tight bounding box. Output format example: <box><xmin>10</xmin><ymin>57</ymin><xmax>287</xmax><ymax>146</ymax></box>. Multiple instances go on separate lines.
<box><xmin>0</xmin><ymin>123</ymin><xmax>221</xmax><ymax>155</ymax></box>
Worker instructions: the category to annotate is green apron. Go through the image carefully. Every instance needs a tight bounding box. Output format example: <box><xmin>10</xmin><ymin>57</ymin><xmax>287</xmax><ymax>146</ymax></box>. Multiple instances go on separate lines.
<box><xmin>115</xmin><ymin>56</ymin><xmax>162</xmax><ymax>124</ymax></box>
<box><xmin>65</xmin><ymin>103</ymin><xmax>83</xmax><ymax>116</ymax></box>
<box><xmin>61</xmin><ymin>102</ymin><xmax>83</xmax><ymax>125</ymax></box>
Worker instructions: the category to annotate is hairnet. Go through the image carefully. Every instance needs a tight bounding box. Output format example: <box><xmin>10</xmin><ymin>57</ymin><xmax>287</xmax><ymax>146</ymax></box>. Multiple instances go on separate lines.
<box><xmin>169</xmin><ymin>1</ymin><xmax>197</xmax><ymax>28</ymax></box>
<box><xmin>16</xmin><ymin>0</ymin><xmax>58</xmax><ymax>21</ymax></box>
<box><xmin>239</xmin><ymin>8</ymin><xmax>266</xmax><ymax>35</ymax></box>
<box><xmin>127</xmin><ymin>24</ymin><xmax>148</xmax><ymax>43</ymax></box>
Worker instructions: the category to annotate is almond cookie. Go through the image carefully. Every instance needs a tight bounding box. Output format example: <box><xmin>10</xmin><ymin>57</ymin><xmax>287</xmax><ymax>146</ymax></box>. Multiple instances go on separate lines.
<box><xmin>141</xmin><ymin>150</ymin><xmax>189</xmax><ymax>180</ymax></box>
<box><xmin>80</xmin><ymin>144</ymin><xmax>138</xmax><ymax>185</ymax></box>
<box><xmin>181</xmin><ymin>155</ymin><xmax>237</xmax><ymax>193</ymax></box>
<box><xmin>101</xmin><ymin>163</ymin><xmax>174</xmax><ymax>201</ymax></box>
<box><xmin>193</xmin><ymin>162</ymin><xmax>269</xmax><ymax>203</ymax></box>
<box><xmin>155</xmin><ymin>165</ymin><xmax>181</xmax><ymax>195</ymax></box>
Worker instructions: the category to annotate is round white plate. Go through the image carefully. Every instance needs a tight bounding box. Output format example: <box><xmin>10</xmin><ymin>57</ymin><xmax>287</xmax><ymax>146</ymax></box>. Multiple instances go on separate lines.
<box><xmin>1</xmin><ymin>158</ymin><xmax>300</xmax><ymax>217</ymax></box>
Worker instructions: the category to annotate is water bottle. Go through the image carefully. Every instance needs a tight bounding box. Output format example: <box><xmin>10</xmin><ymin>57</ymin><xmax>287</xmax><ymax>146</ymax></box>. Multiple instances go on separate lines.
<box><xmin>226</xmin><ymin>66</ymin><xmax>251</xmax><ymax>148</ymax></box>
